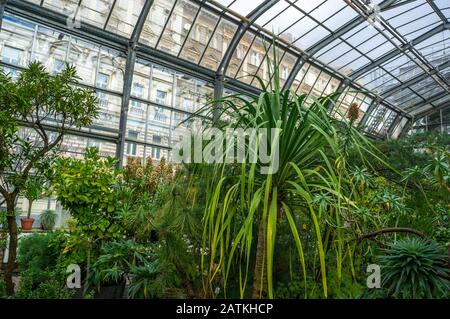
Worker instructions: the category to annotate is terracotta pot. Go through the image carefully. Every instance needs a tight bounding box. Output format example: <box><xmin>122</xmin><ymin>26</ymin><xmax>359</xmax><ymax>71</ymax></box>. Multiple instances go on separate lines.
<box><xmin>20</xmin><ymin>218</ymin><xmax>35</xmax><ymax>231</ymax></box>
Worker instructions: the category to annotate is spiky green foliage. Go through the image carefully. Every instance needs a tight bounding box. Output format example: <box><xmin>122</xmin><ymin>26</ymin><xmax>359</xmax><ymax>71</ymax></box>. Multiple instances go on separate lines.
<box><xmin>192</xmin><ymin>47</ymin><xmax>381</xmax><ymax>299</ymax></box>
<box><xmin>379</xmin><ymin>237</ymin><xmax>449</xmax><ymax>298</ymax></box>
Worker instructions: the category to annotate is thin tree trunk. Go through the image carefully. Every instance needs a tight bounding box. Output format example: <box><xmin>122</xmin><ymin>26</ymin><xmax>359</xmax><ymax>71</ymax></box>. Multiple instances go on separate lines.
<box><xmin>5</xmin><ymin>201</ymin><xmax>18</xmax><ymax>296</ymax></box>
<box><xmin>251</xmin><ymin>221</ymin><xmax>267</xmax><ymax>299</ymax></box>
<box><xmin>27</xmin><ymin>200</ymin><xmax>32</xmax><ymax>219</ymax></box>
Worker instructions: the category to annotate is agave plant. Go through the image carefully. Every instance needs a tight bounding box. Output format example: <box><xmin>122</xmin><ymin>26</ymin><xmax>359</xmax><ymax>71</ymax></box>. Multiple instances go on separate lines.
<box><xmin>379</xmin><ymin>237</ymin><xmax>449</xmax><ymax>298</ymax></box>
<box><xmin>192</xmin><ymin>49</ymin><xmax>380</xmax><ymax>299</ymax></box>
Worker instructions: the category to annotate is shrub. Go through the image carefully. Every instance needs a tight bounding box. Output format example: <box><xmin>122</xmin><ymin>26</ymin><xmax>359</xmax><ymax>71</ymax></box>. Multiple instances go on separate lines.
<box><xmin>18</xmin><ymin>233</ymin><xmax>59</xmax><ymax>272</ymax></box>
<box><xmin>40</xmin><ymin>209</ymin><xmax>57</xmax><ymax>230</ymax></box>
<box><xmin>379</xmin><ymin>237</ymin><xmax>449</xmax><ymax>298</ymax></box>
<box><xmin>16</xmin><ymin>232</ymin><xmax>73</xmax><ymax>299</ymax></box>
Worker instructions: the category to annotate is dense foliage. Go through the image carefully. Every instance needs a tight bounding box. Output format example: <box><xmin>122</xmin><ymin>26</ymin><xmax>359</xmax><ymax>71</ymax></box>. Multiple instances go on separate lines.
<box><xmin>0</xmin><ymin>62</ymin><xmax>98</xmax><ymax>295</ymax></box>
<box><xmin>1</xmin><ymin>61</ymin><xmax>448</xmax><ymax>300</ymax></box>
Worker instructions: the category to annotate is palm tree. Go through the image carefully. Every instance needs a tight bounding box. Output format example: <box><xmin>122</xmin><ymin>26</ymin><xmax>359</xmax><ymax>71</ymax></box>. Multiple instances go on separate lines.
<box><xmin>193</xmin><ymin>52</ymin><xmax>378</xmax><ymax>299</ymax></box>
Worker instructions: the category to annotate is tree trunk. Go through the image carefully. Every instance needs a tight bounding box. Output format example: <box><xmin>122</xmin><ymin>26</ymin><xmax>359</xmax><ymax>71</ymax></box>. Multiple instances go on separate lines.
<box><xmin>26</xmin><ymin>199</ymin><xmax>32</xmax><ymax>219</ymax></box>
<box><xmin>4</xmin><ymin>201</ymin><xmax>18</xmax><ymax>296</ymax></box>
<box><xmin>251</xmin><ymin>221</ymin><xmax>267</xmax><ymax>299</ymax></box>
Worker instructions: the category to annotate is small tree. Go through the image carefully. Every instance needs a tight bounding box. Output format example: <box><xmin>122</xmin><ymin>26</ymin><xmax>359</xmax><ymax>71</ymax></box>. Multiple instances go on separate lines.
<box><xmin>0</xmin><ymin>62</ymin><xmax>98</xmax><ymax>295</ymax></box>
<box><xmin>22</xmin><ymin>176</ymin><xmax>45</xmax><ymax>220</ymax></box>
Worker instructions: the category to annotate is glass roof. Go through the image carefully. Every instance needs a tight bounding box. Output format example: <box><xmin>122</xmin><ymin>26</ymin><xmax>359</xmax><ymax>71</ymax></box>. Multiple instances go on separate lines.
<box><xmin>10</xmin><ymin>0</ymin><xmax>450</xmax><ymax>129</ymax></box>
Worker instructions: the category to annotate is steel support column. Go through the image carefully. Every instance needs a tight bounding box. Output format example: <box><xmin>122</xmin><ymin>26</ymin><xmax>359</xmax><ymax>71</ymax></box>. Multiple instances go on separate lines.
<box><xmin>213</xmin><ymin>73</ymin><xmax>224</xmax><ymax>122</ymax></box>
<box><xmin>116</xmin><ymin>47</ymin><xmax>136</xmax><ymax>166</ymax></box>
<box><xmin>282</xmin><ymin>54</ymin><xmax>307</xmax><ymax>91</ymax></box>
<box><xmin>115</xmin><ymin>0</ymin><xmax>154</xmax><ymax>167</ymax></box>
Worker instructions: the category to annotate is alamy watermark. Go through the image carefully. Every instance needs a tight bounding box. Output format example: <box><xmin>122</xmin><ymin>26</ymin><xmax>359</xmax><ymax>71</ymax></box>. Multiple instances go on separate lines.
<box><xmin>66</xmin><ymin>264</ymin><xmax>81</xmax><ymax>289</ymax></box>
<box><xmin>366</xmin><ymin>264</ymin><xmax>381</xmax><ymax>289</ymax></box>
<box><xmin>172</xmin><ymin>128</ymin><xmax>281</xmax><ymax>174</ymax></box>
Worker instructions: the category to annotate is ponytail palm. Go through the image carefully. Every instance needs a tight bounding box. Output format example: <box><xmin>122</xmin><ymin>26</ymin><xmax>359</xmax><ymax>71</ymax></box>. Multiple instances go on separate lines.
<box><xmin>197</xmin><ymin>62</ymin><xmax>376</xmax><ymax>299</ymax></box>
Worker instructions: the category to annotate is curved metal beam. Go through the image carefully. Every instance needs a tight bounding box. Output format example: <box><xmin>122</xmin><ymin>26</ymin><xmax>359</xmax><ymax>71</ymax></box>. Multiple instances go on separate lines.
<box><xmin>216</xmin><ymin>0</ymin><xmax>279</xmax><ymax>76</ymax></box>
<box><xmin>350</xmin><ymin>23</ymin><xmax>449</xmax><ymax>80</ymax></box>
<box><xmin>306</xmin><ymin>0</ymin><xmax>397</xmax><ymax>56</ymax></box>
<box><xmin>131</xmin><ymin>0</ymin><xmax>154</xmax><ymax>45</ymax></box>
<box><xmin>405</xmin><ymin>90</ymin><xmax>448</xmax><ymax>112</ymax></box>
<box><xmin>380</xmin><ymin>60</ymin><xmax>450</xmax><ymax>98</ymax></box>
<box><xmin>117</xmin><ymin>0</ymin><xmax>155</xmax><ymax>167</ymax></box>
<box><xmin>282</xmin><ymin>0</ymin><xmax>397</xmax><ymax>92</ymax></box>
<box><xmin>414</xmin><ymin>100</ymin><xmax>450</xmax><ymax>119</ymax></box>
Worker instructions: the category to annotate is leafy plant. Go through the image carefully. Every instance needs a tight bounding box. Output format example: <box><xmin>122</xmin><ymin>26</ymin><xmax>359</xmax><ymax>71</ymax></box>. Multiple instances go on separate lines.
<box><xmin>0</xmin><ymin>62</ymin><xmax>98</xmax><ymax>295</ymax></box>
<box><xmin>194</xmin><ymin>48</ymin><xmax>380</xmax><ymax>299</ymax></box>
<box><xmin>15</xmin><ymin>232</ymin><xmax>73</xmax><ymax>299</ymax></box>
<box><xmin>21</xmin><ymin>177</ymin><xmax>46</xmax><ymax>220</ymax></box>
<box><xmin>40</xmin><ymin>209</ymin><xmax>57</xmax><ymax>230</ymax></box>
<box><xmin>378</xmin><ymin>237</ymin><xmax>449</xmax><ymax>298</ymax></box>
<box><xmin>90</xmin><ymin>240</ymin><xmax>150</xmax><ymax>289</ymax></box>
<box><xmin>15</xmin><ymin>268</ymin><xmax>74</xmax><ymax>299</ymax></box>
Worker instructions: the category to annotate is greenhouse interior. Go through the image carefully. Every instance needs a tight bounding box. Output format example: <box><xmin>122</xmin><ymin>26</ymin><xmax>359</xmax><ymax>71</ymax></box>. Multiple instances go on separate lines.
<box><xmin>0</xmin><ymin>0</ymin><xmax>449</xmax><ymax>301</ymax></box>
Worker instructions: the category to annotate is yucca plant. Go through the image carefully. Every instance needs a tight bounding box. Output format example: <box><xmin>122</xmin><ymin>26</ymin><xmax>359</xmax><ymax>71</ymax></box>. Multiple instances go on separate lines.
<box><xmin>191</xmin><ymin>47</ymin><xmax>380</xmax><ymax>299</ymax></box>
<box><xmin>379</xmin><ymin>237</ymin><xmax>449</xmax><ymax>298</ymax></box>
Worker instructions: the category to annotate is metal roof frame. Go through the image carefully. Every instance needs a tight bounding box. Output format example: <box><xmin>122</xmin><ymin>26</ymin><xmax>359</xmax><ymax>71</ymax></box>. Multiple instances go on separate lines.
<box><xmin>3</xmin><ymin>0</ymin><xmax>450</xmax><ymax>139</ymax></box>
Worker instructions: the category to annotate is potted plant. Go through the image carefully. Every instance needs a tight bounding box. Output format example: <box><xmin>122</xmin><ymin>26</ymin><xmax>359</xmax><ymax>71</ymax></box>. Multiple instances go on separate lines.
<box><xmin>40</xmin><ymin>209</ymin><xmax>57</xmax><ymax>231</ymax></box>
<box><xmin>20</xmin><ymin>177</ymin><xmax>44</xmax><ymax>231</ymax></box>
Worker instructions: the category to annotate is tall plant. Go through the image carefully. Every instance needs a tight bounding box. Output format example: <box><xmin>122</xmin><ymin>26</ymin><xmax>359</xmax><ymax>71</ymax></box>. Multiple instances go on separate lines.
<box><xmin>194</xmin><ymin>51</ymin><xmax>378</xmax><ymax>299</ymax></box>
<box><xmin>0</xmin><ymin>62</ymin><xmax>98</xmax><ymax>295</ymax></box>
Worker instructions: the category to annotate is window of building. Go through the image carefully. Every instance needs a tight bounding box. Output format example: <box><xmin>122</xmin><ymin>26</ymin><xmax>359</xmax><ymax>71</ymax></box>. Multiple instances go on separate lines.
<box><xmin>156</xmin><ymin>90</ymin><xmax>167</xmax><ymax>104</ymax></box>
<box><xmin>154</xmin><ymin>106</ymin><xmax>167</xmax><ymax>122</ymax></box>
<box><xmin>97</xmin><ymin>72</ymin><xmax>109</xmax><ymax>89</ymax></box>
<box><xmin>250</xmin><ymin>51</ymin><xmax>260</xmax><ymax>66</ymax></box>
<box><xmin>133</xmin><ymin>82</ymin><xmax>144</xmax><ymax>98</ymax></box>
<box><xmin>126</xmin><ymin>130</ymin><xmax>139</xmax><ymax>156</ymax></box>
<box><xmin>88</xmin><ymin>139</ymin><xmax>100</xmax><ymax>150</ymax></box>
<box><xmin>131</xmin><ymin>83</ymin><xmax>145</xmax><ymax>109</ymax></box>
<box><xmin>152</xmin><ymin>135</ymin><xmax>162</xmax><ymax>159</ymax></box>
<box><xmin>2</xmin><ymin>46</ymin><xmax>22</xmax><ymax>66</ymax></box>
<box><xmin>53</xmin><ymin>59</ymin><xmax>65</xmax><ymax>74</ymax></box>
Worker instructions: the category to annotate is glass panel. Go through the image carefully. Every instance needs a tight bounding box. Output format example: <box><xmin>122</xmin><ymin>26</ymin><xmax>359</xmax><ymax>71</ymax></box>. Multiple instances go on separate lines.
<box><xmin>151</xmin><ymin>65</ymin><xmax>174</xmax><ymax>106</ymax></box>
<box><xmin>33</xmin><ymin>25</ymin><xmax>69</xmax><ymax>74</ymax></box>
<box><xmin>216</xmin><ymin>0</ymin><xmax>265</xmax><ymax>16</ymax></box>
<box><xmin>175</xmin><ymin>72</ymin><xmax>196</xmax><ymax>111</ymax></box>
<box><xmin>200</xmin><ymin>19</ymin><xmax>238</xmax><ymax>70</ymax></box>
<box><xmin>140</xmin><ymin>0</ymin><xmax>176</xmax><ymax>47</ymax></box>
<box><xmin>132</xmin><ymin>60</ymin><xmax>152</xmax><ymax>101</ymax></box>
<box><xmin>0</xmin><ymin>16</ymin><xmax>34</xmax><ymax>68</ymax></box>
<box><xmin>78</xmin><ymin>0</ymin><xmax>115</xmax><ymax>29</ymax></box>
<box><xmin>179</xmin><ymin>8</ymin><xmax>220</xmax><ymax>64</ymax></box>
<box><xmin>434</xmin><ymin>0</ymin><xmax>450</xmax><ymax>20</ymax></box>
<box><xmin>356</xmin><ymin>67</ymin><xmax>400</xmax><ymax>94</ymax></box>
<box><xmin>157</xmin><ymin>0</ymin><xmax>200</xmax><ymax>55</ymax></box>
<box><xmin>42</xmin><ymin>0</ymin><xmax>79</xmax><ymax>17</ymax></box>
<box><xmin>105</xmin><ymin>0</ymin><xmax>146</xmax><ymax>38</ymax></box>
<box><xmin>94</xmin><ymin>91</ymin><xmax>121</xmax><ymax>130</ymax></box>
<box><xmin>98</xmin><ymin>46</ymin><xmax>126</xmax><ymax>93</ymax></box>
<box><xmin>225</xmin><ymin>30</ymin><xmax>254</xmax><ymax>78</ymax></box>
<box><xmin>68</xmin><ymin>37</ymin><xmax>99</xmax><ymax>86</ymax></box>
